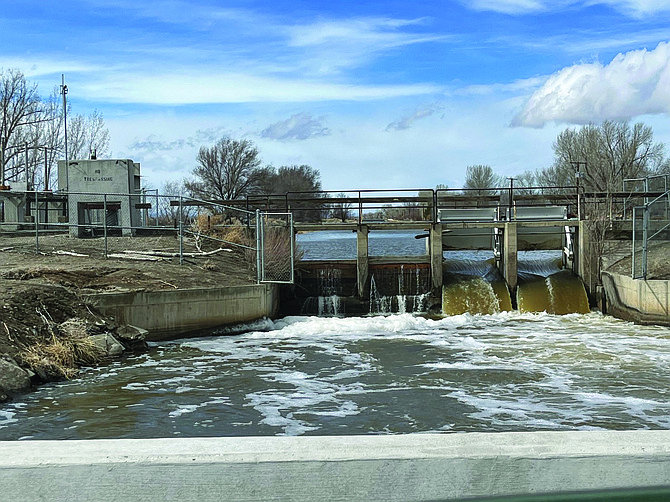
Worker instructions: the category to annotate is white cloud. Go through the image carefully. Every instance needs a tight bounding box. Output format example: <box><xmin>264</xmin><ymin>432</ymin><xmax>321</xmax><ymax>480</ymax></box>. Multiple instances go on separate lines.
<box><xmin>80</xmin><ymin>72</ymin><xmax>440</xmax><ymax>104</ymax></box>
<box><xmin>453</xmin><ymin>77</ymin><xmax>547</xmax><ymax>97</ymax></box>
<box><xmin>591</xmin><ymin>0</ymin><xmax>670</xmax><ymax>17</ymax></box>
<box><xmin>386</xmin><ymin>102</ymin><xmax>444</xmax><ymax>131</ymax></box>
<box><xmin>261</xmin><ymin>113</ymin><xmax>331</xmax><ymax>141</ymax></box>
<box><xmin>464</xmin><ymin>0</ymin><xmax>548</xmax><ymax>14</ymax></box>
<box><xmin>285</xmin><ymin>17</ymin><xmax>449</xmax><ymax>76</ymax></box>
<box><xmin>464</xmin><ymin>0</ymin><xmax>670</xmax><ymax>16</ymax></box>
<box><xmin>512</xmin><ymin>41</ymin><xmax>670</xmax><ymax>127</ymax></box>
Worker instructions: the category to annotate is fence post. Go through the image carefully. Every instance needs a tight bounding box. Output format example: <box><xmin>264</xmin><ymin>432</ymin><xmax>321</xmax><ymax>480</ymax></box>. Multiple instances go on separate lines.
<box><xmin>34</xmin><ymin>190</ymin><xmax>39</xmax><ymax>254</ymax></box>
<box><xmin>103</xmin><ymin>194</ymin><xmax>108</xmax><ymax>258</ymax></box>
<box><xmin>179</xmin><ymin>196</ymin><xmax>184</xmax><ymax>266</ymax></box>
<box><xmin>255</xmin><ymin>209</ymin><xmax>261</xmax><ymax>283</ymax></box>
<box><xmin>289</xmin><ymin>212</ymin><xmax>295</xmax><ymax>283</ymax></box>
<box><xmin>642</xmin><ymin>206</ymin><xmax>649</xmax><ymax>279</ymax></box>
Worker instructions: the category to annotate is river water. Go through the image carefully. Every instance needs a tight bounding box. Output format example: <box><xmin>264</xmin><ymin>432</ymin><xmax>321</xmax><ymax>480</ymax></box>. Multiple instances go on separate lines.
<box><xmin>1</xmin><ymin>230</ymin><xmax>669</xmax><ymax>439</ymax></box>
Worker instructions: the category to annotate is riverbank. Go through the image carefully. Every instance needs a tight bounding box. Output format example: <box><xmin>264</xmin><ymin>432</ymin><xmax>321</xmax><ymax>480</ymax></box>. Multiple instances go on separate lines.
<box><xmin>0</xmin><ymin>234</ymin><xmax>256</xmax><ymax>401</ymax></box>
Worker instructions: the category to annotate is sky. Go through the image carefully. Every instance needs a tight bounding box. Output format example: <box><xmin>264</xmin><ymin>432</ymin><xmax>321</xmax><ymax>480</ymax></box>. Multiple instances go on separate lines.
<box><xmin>2</xmin><ymin>0</ymin><xmax>670</xmax><ymax>192</ymax></box>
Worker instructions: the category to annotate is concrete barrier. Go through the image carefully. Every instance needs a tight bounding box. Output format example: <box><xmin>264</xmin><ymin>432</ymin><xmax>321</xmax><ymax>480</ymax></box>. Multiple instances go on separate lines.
<box><xmin>1</xmin><ymin>431</ymin><xmax>669</xmax><ymax>501</ymax></box>
<box><xmin>84</xmin><ymin>283</ymin><xmax>279</xmax><ymax>341</ymax></box>
<box><xmin>602</xmin><ymin>271</ymin><xmax>670</xmax><ymax>326</ymax></box>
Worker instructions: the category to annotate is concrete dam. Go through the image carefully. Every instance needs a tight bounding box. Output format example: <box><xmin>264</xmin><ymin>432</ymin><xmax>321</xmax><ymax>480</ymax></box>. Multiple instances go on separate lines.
<box><xmin>282</xmin><ymin>204</ymin><xmax>590</xmax><ymax>317</ymax></box>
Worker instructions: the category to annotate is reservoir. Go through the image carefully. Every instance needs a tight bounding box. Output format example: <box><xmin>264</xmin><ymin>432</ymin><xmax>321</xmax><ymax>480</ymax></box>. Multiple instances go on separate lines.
<box><xmin>1</xmin><ymin>230</ymin><xmax>669</xmax><ymax>439</ymax></box>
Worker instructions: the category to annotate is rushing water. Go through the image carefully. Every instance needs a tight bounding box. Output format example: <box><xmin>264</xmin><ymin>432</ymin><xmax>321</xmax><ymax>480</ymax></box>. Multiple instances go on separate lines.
<box><xmin>1</xmin><ymin>313</ymin><xmax>669</xmax><ymax>440</ymax></box>
<box><xmin>2</xmin><ymin>231</ymin><xmax>668</xmax><ymax>440</ymax></box>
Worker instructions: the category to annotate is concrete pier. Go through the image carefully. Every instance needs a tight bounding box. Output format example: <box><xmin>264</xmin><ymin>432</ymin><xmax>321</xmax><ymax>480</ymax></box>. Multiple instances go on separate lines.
<box><xmin>429</xmin><ymin>222</ymin><xmax>443</xmax><ymax>291</ymax></box>
<box><xmin>1</xmin><ymin>431</ymin><xmax>669</xmax><ymax>501</ymax></box>
<box><xmin>503</xmin><ymin>221</ymin><xmax>518</xmax><ymax>293</ymax></box>
<box><xmin>356</xmin><ymin>224</ymin><xmax>369</xmax><ymax>298</ymax></box>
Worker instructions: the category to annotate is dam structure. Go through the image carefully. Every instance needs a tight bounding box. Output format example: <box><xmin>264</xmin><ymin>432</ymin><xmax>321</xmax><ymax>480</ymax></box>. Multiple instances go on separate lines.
<box><xmin>249</xmin><ymin>187</ymin><xmax>592</xmax><ymax>316</ymax></box>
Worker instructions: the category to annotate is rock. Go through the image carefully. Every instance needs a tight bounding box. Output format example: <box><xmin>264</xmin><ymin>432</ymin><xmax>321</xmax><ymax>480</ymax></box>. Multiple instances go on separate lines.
<box><xmin>89</xmin><ymin>333</ymin><xmax>125</xmax><ymax>357</ymax></box>
<box><xmin>115</xmin><ymin>324</ymin><xmax>149</xmax><ymax>352</ymax></box>
<box><xmin>0</xmin><ymin>357</ymin><xmax>31</xmax><ymax>399</ymax></box>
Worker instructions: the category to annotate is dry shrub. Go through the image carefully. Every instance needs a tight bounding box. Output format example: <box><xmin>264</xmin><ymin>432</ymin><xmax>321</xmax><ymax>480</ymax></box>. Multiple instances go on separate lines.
<box><xmin>256</xmin><ymin>224</ymin><xmax>304</xmax><ymax>281</ymax></box>
<box><xmin>219</xmin><ymin>224</ymin><xmax>251</xmax><ymax>247</ymax></box>
<box><xmin>19</xmin><ymin>334</ymin><xmax>107</xmax><ymax>380</ymax></box>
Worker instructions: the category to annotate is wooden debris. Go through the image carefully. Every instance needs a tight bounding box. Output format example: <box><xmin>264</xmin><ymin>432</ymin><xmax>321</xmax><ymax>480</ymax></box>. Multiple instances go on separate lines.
<box><xmin>54</xmin><ymin>250</ymin><xmax>89</xmax><ymax>257</ymax></box>
<box><xmin>107</xmin><ymin>253</ymin><xmax>161</xmax><ymax>262</ymax></box>
<box><xmin>120</xmin><ymin>247</ymin><xmax>232</xmax><ymax>258</ymax></box>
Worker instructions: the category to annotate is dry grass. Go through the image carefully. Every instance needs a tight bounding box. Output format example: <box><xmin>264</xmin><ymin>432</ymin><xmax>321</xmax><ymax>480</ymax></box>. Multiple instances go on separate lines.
<box><xmin>18</xmin><ymin>332</ymin><xmax>107</xmax><ymax>380</ymax></box>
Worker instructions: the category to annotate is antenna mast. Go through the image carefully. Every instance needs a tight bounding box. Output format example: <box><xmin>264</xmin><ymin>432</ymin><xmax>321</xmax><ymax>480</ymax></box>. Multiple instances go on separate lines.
<box><xmin>60</xmin><ymin>74</ymin><xmax>69</xmax><ymax>191</ymax></box>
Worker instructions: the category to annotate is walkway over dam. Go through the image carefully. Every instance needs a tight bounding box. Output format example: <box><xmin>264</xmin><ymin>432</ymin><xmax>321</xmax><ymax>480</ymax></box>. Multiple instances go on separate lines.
<box><xmin>208</xmin><ymin>186</ymin><xmax>669</xmax><ymax>304</ymax></box>
<box><xmin>215</xmin><ymin>186</ymin><xmax>663</xmax><ymax>297</ymax></box>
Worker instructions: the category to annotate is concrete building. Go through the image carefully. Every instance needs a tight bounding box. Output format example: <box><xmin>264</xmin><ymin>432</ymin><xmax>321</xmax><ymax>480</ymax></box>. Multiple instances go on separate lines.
<box><xmin>58</xmin><ymin>158</ymin><xmax>142</xmax><ymax>236</ymax></box>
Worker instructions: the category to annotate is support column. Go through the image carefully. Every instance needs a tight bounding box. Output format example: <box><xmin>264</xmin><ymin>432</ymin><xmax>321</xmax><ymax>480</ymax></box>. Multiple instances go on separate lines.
<box><xmin>503</xmin><ymin>222</ymin><xmax>518</xmax><ymax>294</ymax></box>
<box><xmin>576</xmin><ymin>220</ymin><xmax>593</xmax><ymax>295</ymax></box>
<box><xmin>430</xmin><ymin>223</ymin><xmax>443</xmax><ymax>291</ymax></box>
<box><xmin>356</xmin><ymin>225</ymin><xmax>369</xmax><ymax>298</ymax></box>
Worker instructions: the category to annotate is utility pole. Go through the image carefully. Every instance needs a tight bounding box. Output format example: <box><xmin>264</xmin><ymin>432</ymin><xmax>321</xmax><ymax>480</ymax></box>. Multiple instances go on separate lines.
<box><xmin>570</xmin><ymin>161</ymin><xmax>586</xmax><ymax>220</ymax></box>
<box><xmin>25</xmin><ymin>142</ymin><xmax>29</xmax><ymax>190</ymax></box>
<box><xmin>508</xmin><ymin>177</ymin><xmax>515</xmax><ymax>220</ymax></box>
<box><xmin>0</xmin><ymin>135</ymin><xmax>4</xmax><ymax>187</ymax></box>
<box><xmin>60</xmin><ymin>74</ymin><xmax>69</xmax><ymax>191</ymax></box>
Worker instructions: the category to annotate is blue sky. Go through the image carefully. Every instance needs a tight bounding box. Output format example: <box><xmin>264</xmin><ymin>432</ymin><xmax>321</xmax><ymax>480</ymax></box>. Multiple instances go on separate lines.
<box><xmin>2</xmin><ymin>0</ymin><xmax>670</xmax><ymax>191</ymax></box>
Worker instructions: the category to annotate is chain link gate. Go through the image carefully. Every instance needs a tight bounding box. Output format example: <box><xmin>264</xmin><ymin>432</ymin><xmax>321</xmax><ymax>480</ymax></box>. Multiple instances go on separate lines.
<box><xmin>256</xmin><ymin>211</ymin><xmax>294</xmax><ymax>284</ymax></box>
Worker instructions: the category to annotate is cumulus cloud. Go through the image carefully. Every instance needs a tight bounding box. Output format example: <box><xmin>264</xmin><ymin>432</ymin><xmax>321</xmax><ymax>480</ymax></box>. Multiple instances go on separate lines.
<box><xmin>512</xmin><ymin>41</ymin><xmax>670</xmax><ymax>127</ymax></box>
<box><xmin>386</xmin><ymin>102</ymin><xmax>444</xmax><ymax>131</ymax></box>
<box><xmin>261</xmin><ymin>113</ymin><xmax>331</xmax><ymax>141</ymax></box>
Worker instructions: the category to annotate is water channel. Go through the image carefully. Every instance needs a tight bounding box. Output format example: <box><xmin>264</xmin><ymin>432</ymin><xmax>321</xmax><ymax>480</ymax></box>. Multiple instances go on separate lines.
<box><xmin>1</xmin><ymin>230</ymin><xmax>669</xmax><ymax>439</ymax></box>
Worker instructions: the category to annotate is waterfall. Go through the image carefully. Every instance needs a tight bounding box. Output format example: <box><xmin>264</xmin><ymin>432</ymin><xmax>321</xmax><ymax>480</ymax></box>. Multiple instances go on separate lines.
<box><xmin>517</xmin><ymin>270</ymin><xmax>589</xmax><ymax>314</ymax></box>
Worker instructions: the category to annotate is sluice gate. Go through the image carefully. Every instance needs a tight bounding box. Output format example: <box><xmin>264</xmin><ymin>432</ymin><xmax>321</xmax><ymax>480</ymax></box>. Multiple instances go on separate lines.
<box><xmin>284</xmin><ymin>218</ymin><xmax>589</xmax><ymax>316</ymax></box>
<box><xmin>274</xmin><ymin>188</ymin><xmax>595</xmax><ymax>316</ymax></box>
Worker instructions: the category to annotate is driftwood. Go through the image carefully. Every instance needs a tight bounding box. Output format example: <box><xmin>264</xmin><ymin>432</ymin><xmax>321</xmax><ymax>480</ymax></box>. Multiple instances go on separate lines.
<box><xmin>120</xmin><ymin>248</ymin><xmax>232</xmax><ymax>258</ymax></box>
<box><xmin>106</xmin><ymin>253</ymin><xmax>162</xmax><ymax>261</ymax></box>
<box><xmin>54</xmin><ymin>250</ymin><xmax>89</xmax><ymax>257</ymax></box>
<box><xmin>0</xmin><ymin>247</ymin><xmax>14</xmax><ymax>252</ymax></box>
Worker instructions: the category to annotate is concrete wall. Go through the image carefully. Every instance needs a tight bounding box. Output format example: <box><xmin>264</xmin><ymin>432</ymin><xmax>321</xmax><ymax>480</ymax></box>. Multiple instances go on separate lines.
<box><xmin>1</xmin><ymin>431</ymin><xmax>669</xmax><ymax>502</ymax></box>
<box><xmin>602</xmin><ymin>271</ymin><xmax>670</xmax><ymax>326</ymax></box>
<box><xmin>84</xmin><ymin>283</ymin><xmax>279</xmax><ymax>341</ymax></box>
<box><xmin>58</xmin><ymin>159</ymin><xmax>139</xmax><ymax>194</ymax></box>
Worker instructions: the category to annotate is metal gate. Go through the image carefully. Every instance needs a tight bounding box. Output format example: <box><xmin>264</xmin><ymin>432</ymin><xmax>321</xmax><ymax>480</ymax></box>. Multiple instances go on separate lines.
<box><xmin>257</xmin><ymin>211</ymin><xmax>295</xmax><ymax>284</ymax></box>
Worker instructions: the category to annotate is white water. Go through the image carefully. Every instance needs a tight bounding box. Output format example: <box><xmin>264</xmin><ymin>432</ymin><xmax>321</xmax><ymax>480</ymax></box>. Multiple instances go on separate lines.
<box><xmin>2</xmin><ymin>312</ymin><xmax>669</xmax><ymax>439</ymax></box>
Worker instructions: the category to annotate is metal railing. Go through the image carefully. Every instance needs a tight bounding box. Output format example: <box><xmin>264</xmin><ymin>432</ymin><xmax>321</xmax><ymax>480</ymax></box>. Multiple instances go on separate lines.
<box><xmin>632</xmin><ymin>188</ymin><xmax>670</xmax><ymax>279</ymax></box>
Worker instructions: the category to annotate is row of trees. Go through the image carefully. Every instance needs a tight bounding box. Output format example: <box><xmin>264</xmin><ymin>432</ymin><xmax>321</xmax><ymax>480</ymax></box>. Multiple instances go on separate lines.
<box><xmin>0</xmin><ymin>68</ymin><xmax>110</xmax><ymax>190</ymax></box>
<box><xmin>178</xmin><ymin>121</ymin><xmax>670</xmax><ymax>224</ymax></box>
<box><xmin>461</xmin><ymin>121</ymin><xmax>670</xmax><ymax>194</ymax></box>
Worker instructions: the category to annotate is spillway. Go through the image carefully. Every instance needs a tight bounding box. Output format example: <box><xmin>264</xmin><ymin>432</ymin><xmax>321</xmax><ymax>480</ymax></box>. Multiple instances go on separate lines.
<box><xmin>443</xmin><ymin>252</ymin><xmax>587</xmax><ymax>315</ymax></box>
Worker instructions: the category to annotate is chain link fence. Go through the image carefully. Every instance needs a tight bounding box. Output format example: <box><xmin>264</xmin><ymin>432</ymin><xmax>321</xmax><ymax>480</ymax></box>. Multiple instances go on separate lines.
<box><xmin>257</xmin><ymin>212</ymin><xmax>295</xmax><ymax>283</ymax></box>
<box><xmin>632</xmin><ymin>189</ymin><xmax>670</xmax><ymax>279</ymax></box>
<box><xmin>0</xmin><ymin>190</ymin><xmax>295</xmax><ymax>284</ymax></box>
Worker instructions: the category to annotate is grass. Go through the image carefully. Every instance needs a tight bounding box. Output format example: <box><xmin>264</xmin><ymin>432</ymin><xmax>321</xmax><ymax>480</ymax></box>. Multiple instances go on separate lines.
<box><xmin>18</xmin><ymin>322</ymin><xmax>108</xmax><ymax>380</ymax></box>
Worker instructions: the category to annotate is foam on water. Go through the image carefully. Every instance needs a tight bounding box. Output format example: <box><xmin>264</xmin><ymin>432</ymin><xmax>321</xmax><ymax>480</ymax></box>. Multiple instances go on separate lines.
<box><xmin>2</xmin><ymin>312</ymin><xmax>670</xmax><ymax>438</ymax></box>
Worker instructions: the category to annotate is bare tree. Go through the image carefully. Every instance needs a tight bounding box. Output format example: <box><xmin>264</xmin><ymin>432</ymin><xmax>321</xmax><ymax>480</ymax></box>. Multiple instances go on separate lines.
<box><xmin>0</xmin><ymin>69</ymin><xmax>41</xmax><ymax>185</ymax></box>
<box><xmin>330</xmin><ymin>192</ymin><xmax>352</xmax><ymax>222</ymax></box>
<box><xmin>463</xmin><ymin>164</ymin><xmax>502</xmax><ymax>195</ymax></box>
<box><xmin>186</xmin><ymin>137</ymin><xmax>262</xmax><ymax>200</ymax></box>
<box><xmin>68</xmin><ymin>110</ymin><xmax>110</xmax><ymax>160</ymax></box>
<box><xmin>542</xmin><ymin>121</ymin><xmax>666</xmax><ymax>193</ymax></box>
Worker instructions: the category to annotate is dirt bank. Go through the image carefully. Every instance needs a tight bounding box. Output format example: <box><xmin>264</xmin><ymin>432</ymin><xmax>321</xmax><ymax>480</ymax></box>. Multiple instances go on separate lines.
<box><xmin>0</xmin><ymin>233</ymin><xmax>255</xmax><ymax>401</ymax></box>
